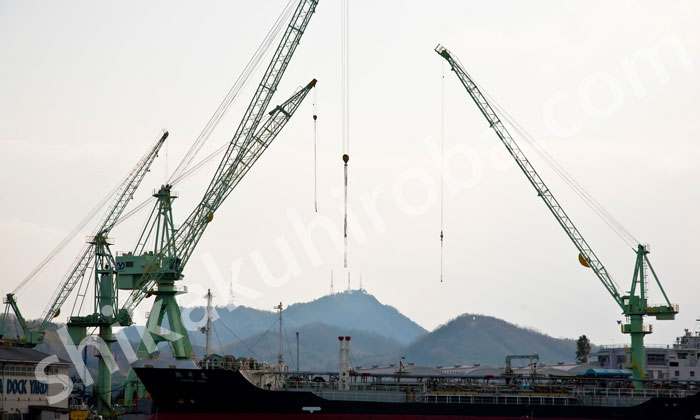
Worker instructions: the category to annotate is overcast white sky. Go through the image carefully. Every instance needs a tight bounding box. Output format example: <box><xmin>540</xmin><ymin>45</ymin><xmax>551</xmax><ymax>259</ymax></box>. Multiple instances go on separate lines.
<box><xmin>1</xmin><ymin>0</ymin><xmax>699</xmax><ymax>348</ymax></box>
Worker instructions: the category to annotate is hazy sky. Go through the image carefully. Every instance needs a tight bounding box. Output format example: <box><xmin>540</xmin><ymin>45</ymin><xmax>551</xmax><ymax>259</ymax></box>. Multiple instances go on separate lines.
<box><xmin>1</xmin><ymin>0</ymin><xmax>699</xmax><ymax>348</ymax></box>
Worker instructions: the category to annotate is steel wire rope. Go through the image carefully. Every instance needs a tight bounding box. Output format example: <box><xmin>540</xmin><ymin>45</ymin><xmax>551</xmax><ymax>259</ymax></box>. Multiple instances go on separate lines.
<box><xmin>341</xmin><ymin>0</ymin><xmax>350</xmax><ymax>269</ymax></box>
<box><xmin>242</xmin><ymin>318</ymin><xmax>279</xmax><ymax>361</ymax></box>
<box><xmin>11</xmin><ymin>182</ymin><xmax>122</xmax><ymax>295</ymax></box>
<box><xmin>113</xmin><ymin>132</ymin><xmax>232</xmax><ymax>229</ymax></box>
<box><xmin>211</xmin><ymin>322</ymin><xmax>224</xmax><ymax>353</ymax></box>
<box><xmin>113</xmin><ymin>138</ymin><xmax>230</xmax><ymax>231</ymax></box>
<box><xmin>440</xmin><ymin>60</ymin><xmax>446</xmax><ymax>283</ymax></box>
<box><xmin>114</xmin><ymin>93</ymin><xmax>286</xmax><ymax>246</ymax></box>
<box><xmin>131</xmin><ymin>191</ymin><xmax>159</xmax><ymax>254</ymax></box>
<box><xmin>115</xmin><ymin>1</ymin><xmax>297</xmax><ymax>235</ymax></box>
<box><xmin>481</xmin><ymin>96</ymin><xmax>629</xmax><ymax>294</ymax></box>
<box><xmin>17</xmin><ymin>128</ymin><xmax>166</xmax><ymax>301</ymax></box>
<box><xmin>468</xmin><ymin>73</ymin><xmax>639</xmax><ymax>251</ymax></box>
<box><xmin>167</xmin><ymin>0</ymin><xmax>296</xmax><ymax>183</ymax></box>
<box><xmin>27</xmin><ymin>1</ymin><xmax>299</xmax><ymax>321</ymax></box>
<box><xmin>486</xmin><ymin>91</ymin><xmax>639</xmax><ymax>248</ymax></box>
<box><xmin>263</xmin><ymin>333</ymin><xmax>273</xmax><ymax>364</ymax></box>
<box><xmin>313</xmin><ymin>87</ymin><xmax>319</xmax><ymax>212</ymax></box>
<box><xmin>216</xmin><ymin>316</ymin><xmax>265</xmax><ymax>362</ymax></box>
<box><xmin>348</xmin><ymin>347</ymin><xmax>359</xmax><ymax>372</ymax></box>
<box><xmin>70</xmin><ymin>266</ymin><xmax>92</xmax><ymax>318</ymax></box>
<box><xmin>10</xmin><ymin>0</ymin><xmax>296</xmax><ymax>298</ymax></box>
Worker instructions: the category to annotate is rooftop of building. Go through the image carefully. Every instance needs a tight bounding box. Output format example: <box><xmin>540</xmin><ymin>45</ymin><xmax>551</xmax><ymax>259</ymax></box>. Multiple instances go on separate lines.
<box><xmin>0</xmin><ymin>346</ymin><xmax>70</xmax><ymax>365</ymax></box>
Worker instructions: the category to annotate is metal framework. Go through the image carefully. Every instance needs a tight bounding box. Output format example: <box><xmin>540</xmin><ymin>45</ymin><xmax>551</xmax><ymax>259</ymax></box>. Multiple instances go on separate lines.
<box><xmin>0</xmin><ymin>131</ymin><xmax>167</xmax><ymax>415</ymax></box>
<box><xmin>505</xmin><ymin>354</ymin><xmax>539</xmax><ymax>376</ymax></box>
<box><xmin>435</xmin><ymin>44</ymin><xmax>677</xmax><ymax>382</ymax></box>
<box><xmin>1</xmin><ymin>131</ymin><xmax>167</xmax><ymax>347</ymax></box>
<box><xmin>117</xmin><ymin>0</ymin><xmax>319</xmax><ymax>324</ymax></box>
<box><xmin>120</xmin><ymin>81</ymin><xmax>317</xmax><ymax>402</ymax></box>
<box><xmin>118</xmin><ymin>0</ymin><xmax>318</xmax><ymax>404</ymax></box>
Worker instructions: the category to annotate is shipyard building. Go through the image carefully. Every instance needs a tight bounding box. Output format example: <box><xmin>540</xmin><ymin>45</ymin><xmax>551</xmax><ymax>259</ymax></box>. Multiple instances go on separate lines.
<box><xmin>594</xmin><ymin>329</ymin><xmax>700</xmax><ymax>380</ymax></box>
<box><xmin>0</xmin><ymin>347</ymin><xmax>70</xmax><ymax>420</ymax></box>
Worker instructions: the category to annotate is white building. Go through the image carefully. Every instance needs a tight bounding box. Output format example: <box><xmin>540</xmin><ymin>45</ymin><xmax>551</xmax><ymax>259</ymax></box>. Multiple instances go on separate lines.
<box><xmin>0</xmin><ymin>347</ymin><xmax>70</xmax><ymax>420</ymax></box>
<box><xmin>594</xmin><ymin>329</ymin><xmax>700</xmax><ymax>381</ymax></box>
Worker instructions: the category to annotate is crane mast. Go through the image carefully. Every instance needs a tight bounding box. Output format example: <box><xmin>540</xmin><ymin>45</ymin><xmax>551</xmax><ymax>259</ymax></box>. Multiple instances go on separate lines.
<box><xmin>118</xmin><ymin>79</ymin><xmax>318</xmax><ymax>320</ymax></box>
<box><xmin>435</xmin><ymin>44</ymin><xmax>677</xmax><ymax>382</ymax></box>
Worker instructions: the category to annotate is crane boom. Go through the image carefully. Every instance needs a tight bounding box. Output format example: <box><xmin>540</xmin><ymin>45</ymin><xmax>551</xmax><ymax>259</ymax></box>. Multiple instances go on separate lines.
<box><xmin>119</xmin><ymin>4</ymin><xmax>317</xmax><ymax>403</ymax></box>
<box><xmin>119</xmin><ymin>1</ymin><xmax>318</xmax><ymax>323</ymax></box>
<box><xmin>435</xmin><ymin>45</ymin><xmax>624</xmax><ymax>309</ymax></box>
<box><xmin>175</xmin><ymin>0</ymin><xmax>318</xmax><ymax>268</ymax></box>
<box><xmin>4</xmin><ymin>131</ymin><xmax>167</xmax><ymax>345</ymax></box>
<box><xmin>436</xmin><ymin>44</ymin><xmax>677</xmax><ymax>382</ymax></box>
<box><xmin>120</xmin><ymin>78</ymin><xmax>317</xmax><ymax>318</ymax></box>
<box><xmin>96</xmin><ymin>132</ymin><xmax>170</xmax><ymax>236</ymax></box>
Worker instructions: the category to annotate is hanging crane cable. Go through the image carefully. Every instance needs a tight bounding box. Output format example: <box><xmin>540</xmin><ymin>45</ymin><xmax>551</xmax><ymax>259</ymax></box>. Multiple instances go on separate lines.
<box><xmin>476</xmin><ymin>82</ymin><xmax>639</xmax><ymax>250</ymax></box>
<box><xmin>115</xmin><ymin>81</ymin><xmax>317</xmax><ymax>230</ymax></box>
<box><xmin>11</xmin><ymin>129</ymin><xmax>167</xmax><ymax>295</ymax></box>
<box><xmin>447</xmin><ymin>49</ymin><xmax>639</xmax><ymax>250</ymax></box>
<box><xmin>440</xmin><ymin>61</ymin><xmax>445</xmax><ymax>283</ymax></box>
<box><xmin>313</xmin><ymin>86</ymin><xmax>318</xmax><ymax>212</ymax></box>
<box><xmin>167</xmin><ymin>0</ymin><xmax>296</xmax><ymax>183</ymax></box>
<box><xmin>341</xmin><ymin>0</ymin><xmax>350</xmax><ymax>268</ymax></box>
<box><xmin>11</xmin><ymin>182</ymin><xmax>119</xmax><ymax>295</ymax></box>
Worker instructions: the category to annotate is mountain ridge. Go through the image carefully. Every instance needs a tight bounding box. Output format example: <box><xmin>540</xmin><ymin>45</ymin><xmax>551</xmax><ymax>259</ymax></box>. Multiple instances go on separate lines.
<box><xmin>401</xmin><ymin>313</ymin><xmax>578</xmax><ymax>367</ymax></box>
<box><xmin>5</xmin><ymin>290</ymin><xmax>581</xmax><ymax>373</ymax></box>
<box><xmin>184</xmin><ymin>289</ymin><xmax>428</xmax><ymax>347</ymax></box>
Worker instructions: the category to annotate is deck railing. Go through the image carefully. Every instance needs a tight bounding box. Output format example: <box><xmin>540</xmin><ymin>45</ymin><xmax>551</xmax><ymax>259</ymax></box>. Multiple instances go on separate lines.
<box><xmin>573</xmin><ymin>387</ymin><xmax>694</xmax><ymax>405</ymax></box>
<box><xmin>422</xmin><ymin>393</ymin><xmax>578</xmax><ymax>406</ymax></box>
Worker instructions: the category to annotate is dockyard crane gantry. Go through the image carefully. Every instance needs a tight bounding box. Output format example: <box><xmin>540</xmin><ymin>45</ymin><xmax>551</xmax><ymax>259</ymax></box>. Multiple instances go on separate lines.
<box><xmin>1</xmin><ymin>130</ymin><xmax>168</xmax><ymax>413</ymax></box>
<box><xmin>435</xmin><ymin>45</ymin><xmax>678</xmax><ymax>383</ymax></box>
<box><xmin>117</xmin><ymin>0</ymin><xmax>319</xmax><ymax>403</ymax></box>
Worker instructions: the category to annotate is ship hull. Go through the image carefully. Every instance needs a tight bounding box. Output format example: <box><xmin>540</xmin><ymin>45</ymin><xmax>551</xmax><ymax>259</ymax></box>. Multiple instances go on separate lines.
<box><xmin>134</xmin><ymin>367</ymin><xmax>700</xmax><ymax>420</ymax></box>
<box><xmin>148</xmin><ymin>416</ymin><xmax>617</xmax><ymax>420</ymax></box>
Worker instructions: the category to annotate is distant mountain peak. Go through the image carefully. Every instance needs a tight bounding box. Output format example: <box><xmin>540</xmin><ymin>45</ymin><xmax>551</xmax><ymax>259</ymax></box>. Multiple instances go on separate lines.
<box><xmin>402</xmin><ymin>312</ymin><xmax>577</xmax><ymax>367</ymax></box>
<box><xmin>184</xmin><ymin>290</ymin><xmax>427</xmax><ymax>348</ymax></box>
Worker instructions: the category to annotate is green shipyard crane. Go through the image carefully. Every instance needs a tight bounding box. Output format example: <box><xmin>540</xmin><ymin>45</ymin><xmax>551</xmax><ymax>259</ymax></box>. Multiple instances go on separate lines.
<box><xmin>120</xmin><ymin>81</ymin><xmax>317</xmax><ymax>402</ymax></box>
<box><xmin>1</xmin><ymin>130</ymin><xmax>168</xmax><ymax>414</ymax></box>
<box><xmin>118</xmin><ymin>0</ymin><xmax>319</xmax><ymax>403</ymax></box>
<box><xmin>1</xmin><ymin>294</ymin><xmax>34</xmax><ymax>343</ymax></box>
<box><xmin>435</xmin><ymin>45</ymin><xmax>678</xmax><ymax>383</ymax></box>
